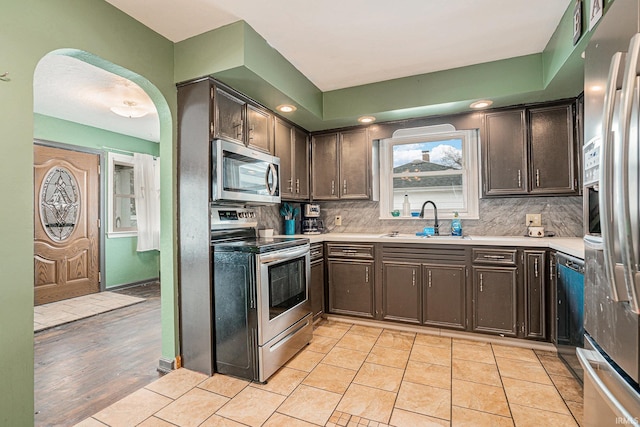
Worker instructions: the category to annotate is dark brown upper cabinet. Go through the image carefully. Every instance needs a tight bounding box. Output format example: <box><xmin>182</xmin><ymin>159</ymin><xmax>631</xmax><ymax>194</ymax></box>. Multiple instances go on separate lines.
<box><xmin>213</xmin><ymin>85</ymin><xmax>273</xmax><ymax>154</ymax></box>
<box><xmin>275</xmin><ymin>117</ymin><xmax>309</xmax><ymax>200</ymax></box>
<box><xmin>482</xmin><ymin>101</ymin><xmax>578</xmax><ymax>197</ymax></box>
<box><xmin>311</xmin><ymin>128</ymin><xmax>370</xmax><ymax>200</ymax></box>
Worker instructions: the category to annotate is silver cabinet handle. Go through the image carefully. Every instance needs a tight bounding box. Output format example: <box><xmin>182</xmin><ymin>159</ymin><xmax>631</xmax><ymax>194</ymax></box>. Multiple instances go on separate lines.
<box><xmin>601</xmin><ymin>52</ymin><xmax>627</xmax><ymax>302</ymax></box>
<box><xmin>427</xmin><ymin>270</ymin><xmax>432</xmax><ymax>288</ymax></box>
<box><xmin>617</xmin><ymin>34</ymin><xmax>640</xmax><ymax>311</ymax></box>
<box><xmin>413</xmin><ymin>269</ymin><xmax>417</xmax><ymax>287</ymax></box>
<box><xmin>288</xmin><ymin>178</ymin><xmax>293</xmax><ymax>192</ymax></box>
<box><xmin>248</xmin><ymin>124</ymin><xmax>255</xmax><ymax>140</ymax></box>
<box><xmin>365</xmin><ymin>266</ymin><xmax>369</xmax><ymax>283</ymax></box>
<box><xmin>480</xmin><ymin>273</ymin><xmax>484</xmax><ymax>292</ymax></box>
<box><xmin>536</xmin><ymin>169</ymin><xmax>540</xmax><ymax>187</ymax></box>
<box><xmin>343</xmin><ymin>179</ymin><xmax>347</xmax><ymax>194</ymax></box>
<box><xmin>331</xmin><ymin>180</ymin><xmax>335</xmax><ymax>195</ymax></box>
<box><xmin>517</xmin><ymin>169</ymin><xmax>521</xmax><ymax>188</ymax></box>
<box><xmin>534</xmin><ymin>258</ymin><xmax>539</xmax><ymax>278</ymax></box>
<box><xmin>296</xmin><ymin>179</ymin><xmax>300</xmax><ymax>194</ymax></box>
<box><xmin>483</xmin><ymin>255</ymin><xmax>505</xmax><ymax>260</ymax></box>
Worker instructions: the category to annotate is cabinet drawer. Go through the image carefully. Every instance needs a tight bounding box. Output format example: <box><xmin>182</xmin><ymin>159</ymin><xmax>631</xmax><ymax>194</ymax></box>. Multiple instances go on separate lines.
<box><xmin>310</xmin><ymin>243</ymin><xmax>324</xmax><ymax>261</ymax></box>
<box><xmin>472</xmin><ymin>248</ymin><xmax>517</xmax><ymax>265</ymax></box>
<box><xmin>326</xmin><ymin>243</ymin><xmax>374</xmax><ymax>259</ymax></box>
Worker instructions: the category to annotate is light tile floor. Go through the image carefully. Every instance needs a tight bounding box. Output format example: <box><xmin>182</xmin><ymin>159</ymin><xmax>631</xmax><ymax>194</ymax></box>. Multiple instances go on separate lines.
<box><xmin>75</xmin><ymin>320</ymin><xmax>583</xmax><ymax>427</ymax></box>
<box><xmin>34</xmin><ymin>291</ymin><xmax>145</xmax><ymax>332</ymax></box>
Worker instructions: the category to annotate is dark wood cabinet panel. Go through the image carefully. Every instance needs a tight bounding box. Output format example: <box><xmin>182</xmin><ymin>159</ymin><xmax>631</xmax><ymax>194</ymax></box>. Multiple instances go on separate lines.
<box><xmin>529</xmin><ymin>104</ymin><xmax>577</xmax><ymax>194</ymax></box>
<box><xmin>423</xmin><ymin>264</ymin><xmax>466</xmax><ymax>330</ymax></box>
<box><xmin>311</xmin><ymin>133</ymin><xmax>340</xmax><ymax>200</ymax></box>
<box><xmin>310</xmin><ymin>258</ymin><xmax>325</xmax><ymax>321</ymax></box>
<box><xmin>214</xmin><ymin>87</ymin><xmax>245</xmax><ymax>144</ymax></box>
<box><xmin>483</xmin><ymin>110</ymin><xmax>528</xmax><ymax>196</ymax></box>
<box><xmin>293</xmin><ymin>126</ymin><xmax>310</xmax><ymax>199</ymax></box>
<box><xmin>382</xmin><ymin>262</ymin><xmax>421</xmax><ymax>324</ymax></box>
<box><xmin>328</xmin><ymin>259</ymin><xmax>374</xmax><ymax>318</ymax></box>
<box><xmin>523</xmin><ymin>250</ymin><xmax>547</xmax><ymax>340</ymax></box>
<box><xmin>472</xmin><ymin>266</ymin><xmax>518</xmax><ymax>337</ymax></box>
<box><xmin>246</xmin><ymin>103</ymin><xmax>272</xmax><ymax>153</ymax></box>
<box><xmin>339</xmin><ymin>128</ymin><xmax>370</xmax><ymax>199</ymax></box>
<box><xmin>274</xmin><ymin>118</ymin><xmax>294</xmax><ymax>197</ymax></box>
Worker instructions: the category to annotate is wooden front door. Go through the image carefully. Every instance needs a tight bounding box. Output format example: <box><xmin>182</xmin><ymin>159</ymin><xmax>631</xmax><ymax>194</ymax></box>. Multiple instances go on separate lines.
<box><xmin>34</xmin><ymin>145</ymin><xmax>100</xmax><ymax>305</ymax></box>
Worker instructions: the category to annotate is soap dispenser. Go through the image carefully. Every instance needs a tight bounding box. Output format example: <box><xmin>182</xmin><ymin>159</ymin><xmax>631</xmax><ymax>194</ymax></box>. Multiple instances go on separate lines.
<box><xmin>402</xmin><ymin>194</ymin><xmax>411</xmax><ymax>217</ymax></box>
<box><xmin>451</xmin><ymin>211</ymin><xmax>462</xmax><ymax>236</ymax></box>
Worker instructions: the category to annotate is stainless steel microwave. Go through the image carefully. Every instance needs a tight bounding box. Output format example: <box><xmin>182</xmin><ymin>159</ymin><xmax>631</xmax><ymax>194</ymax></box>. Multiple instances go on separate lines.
<box><xmin>211</xmin><ymin>139</ymin><xmax>281</xmax><ymax>205</ymax></box>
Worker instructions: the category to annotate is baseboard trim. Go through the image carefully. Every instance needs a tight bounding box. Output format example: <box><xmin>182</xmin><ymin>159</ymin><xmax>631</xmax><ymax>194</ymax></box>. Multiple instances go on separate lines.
<box><xmin>106</xmin><ymin>278</ymin><xmax>160</xmax><ymax>292</ymax></box>
<box><xmin>157</xmin><ymin>357</ymin><xmax>175</xmax><ymax>374</ymax></box>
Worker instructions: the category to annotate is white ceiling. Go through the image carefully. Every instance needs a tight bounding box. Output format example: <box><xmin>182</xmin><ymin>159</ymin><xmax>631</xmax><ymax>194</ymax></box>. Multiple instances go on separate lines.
<box><xmin>105</xmin><ymin>0</ymin><xmax>572</xmax><ymax>91</ymax></box>
<box><xmin>34</xmin><ymin>1</ymin><xmax>572</xmax><ymax>141</ymax></box>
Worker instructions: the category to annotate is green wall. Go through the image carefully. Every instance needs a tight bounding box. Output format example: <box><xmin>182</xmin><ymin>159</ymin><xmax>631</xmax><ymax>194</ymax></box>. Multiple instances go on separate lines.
<box><xmin>34</xmin><ymin>113</ymin><xmax>161</xmax><ymax>288</ymax></box>
<box><xmin>0</xmin><ymin>1</ymin><xmax>177</xmax><ymax>425</ymax></box>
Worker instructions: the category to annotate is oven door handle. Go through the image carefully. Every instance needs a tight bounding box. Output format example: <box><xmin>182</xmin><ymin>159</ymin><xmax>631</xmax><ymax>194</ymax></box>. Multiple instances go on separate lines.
<box><xmin>258</xmin><ymin>245</ymin><xmax>310</xmax><ymax>265</ymax></box>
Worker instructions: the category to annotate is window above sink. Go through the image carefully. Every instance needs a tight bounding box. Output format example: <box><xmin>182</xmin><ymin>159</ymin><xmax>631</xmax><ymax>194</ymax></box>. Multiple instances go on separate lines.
<box><xmin>379</xmin><ymin>124</ymin><xmax>480</xmax><ymax>220</ymax></box>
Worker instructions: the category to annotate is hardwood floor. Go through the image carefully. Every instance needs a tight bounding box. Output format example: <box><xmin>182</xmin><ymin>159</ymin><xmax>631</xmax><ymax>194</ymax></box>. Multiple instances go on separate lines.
<box><xmin>34</xmin><ymin>283</ymin><xmax>163</xmax><ymax>427</ymax></box>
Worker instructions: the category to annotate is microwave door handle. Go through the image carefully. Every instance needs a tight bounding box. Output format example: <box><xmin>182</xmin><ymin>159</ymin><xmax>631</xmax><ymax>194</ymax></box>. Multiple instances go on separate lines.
<box><xmin>264</xmin><ymin>163</ymin><xmax>278</xmax><ymax>196</ymax></box>
<box><xmin>617</xmin><ymin>34</ymin><xmax>640</xmax><ymax>311</ymax></box>
<box><xmin>601</xmin><ymin>51</ymin><xmax>628</xmax><ymax>302</ymax></box>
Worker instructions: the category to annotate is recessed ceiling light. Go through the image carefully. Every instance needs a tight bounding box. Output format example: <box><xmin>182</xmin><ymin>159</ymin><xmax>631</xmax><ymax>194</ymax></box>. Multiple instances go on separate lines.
<box><xmin>358</xmin><ymin>116</ymin><xmax>376</xmax><ymax>124</ymax></box>
<box><xmin>110</xmin><ymin>100</ymin><xmax>148</xmax><ymax>118</ymax></box>
<box><xmin>470</xmin><ymin>100</ymin><xmax>493</xmax><ymax>109</ymax></box>
<box><xmin>276</xmin><ymin>104</ymin><xmax>297</xmax><ymax>113</ymax></box>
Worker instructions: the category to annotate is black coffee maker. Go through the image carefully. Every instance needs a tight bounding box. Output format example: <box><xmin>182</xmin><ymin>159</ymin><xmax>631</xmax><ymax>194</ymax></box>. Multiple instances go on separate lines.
<box><xmin>301</xmin><ymin>204</ymin><xmax>323</xmax><ymax>234</ymax></box>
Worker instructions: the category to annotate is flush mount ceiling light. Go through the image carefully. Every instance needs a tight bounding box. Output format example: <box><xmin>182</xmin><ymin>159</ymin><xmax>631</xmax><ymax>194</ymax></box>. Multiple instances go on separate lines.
<box><xmin>276</xmin><ymin>104</ymin><xmax>297</xmax><ymax>113</ymax></box>
<box><xmin>358</xmin><ymin>116</ymin><xmax>376</xmax><ymax>124</ymax></box>
<box><xmin>470</xmin><ymin>100</ymin><xmax>493</xmax><ymax>109</ymax></box>
<box><xmin>110</xmin><ymin>100</ymin><xmax>149</xmax><ymax>118</ymax></box>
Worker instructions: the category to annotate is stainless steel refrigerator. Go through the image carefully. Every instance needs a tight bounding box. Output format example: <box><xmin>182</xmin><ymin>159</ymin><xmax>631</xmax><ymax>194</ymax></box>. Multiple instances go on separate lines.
<box><xmin>581</xmin><ymin>0</ymin><xmax>640</xmax><ymax>425</ymax></box>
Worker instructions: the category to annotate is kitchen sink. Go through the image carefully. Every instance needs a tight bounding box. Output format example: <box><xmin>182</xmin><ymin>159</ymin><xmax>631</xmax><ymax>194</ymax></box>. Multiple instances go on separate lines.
<box><xmin>380</xmin><ymin>232</ymin><xmax>471</xmax><ymax>240</ymax></box>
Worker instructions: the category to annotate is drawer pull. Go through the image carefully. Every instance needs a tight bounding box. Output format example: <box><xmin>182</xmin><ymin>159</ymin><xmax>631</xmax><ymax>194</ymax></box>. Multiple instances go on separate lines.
<box><xmin>428</xmin><ymin>270</ymin><xmax>432</xmax><ymax>288</ymax></box>
<box><xmin>343</xmin><ymin>179</ymin><xmax>347</xmax><ymax>194</ymax></box>
<box><xmin>483</xmin><ymin>255</ymin><xmax>506</xmax><ymax>260</ymax></box>
<box><xmin>517</xmin><ymin>169</ymin><xmax>522</xmax><ymax>188</ymax></box>
<box><xmin>413</xmin><ymin>269</ymin><xmax>417</xmax><ymax>287</ymax></box>
<box><xmin>365</xmin><ymin>266</ymin><xmax>369</xmax><ymax>283</ymax></box>
<box><xmin>331</xmin><ymin>180</ymin><xmax>335</xmax><ymax>195</ymax></box>
<box><xmin>311</xmin><ymin>251</ymin><xmax>321</xmax><ymax>257</ymax></box>
<box><xmin>534</xmin><ymin>258</ymin><xmax>539</xmax><ymax>278</ymax></box>
<box><xmin>480</xmin><ymin>273</ymin><xmax>484</xmax><ymax>292</ymax></box>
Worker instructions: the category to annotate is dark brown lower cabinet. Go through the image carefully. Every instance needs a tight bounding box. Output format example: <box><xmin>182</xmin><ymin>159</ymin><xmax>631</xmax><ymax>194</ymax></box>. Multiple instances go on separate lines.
<box><xmin>523</xmin><ymin>250</ymin><xmax>547</xmax><ymax>339</ymax></box>
<box><xmin>382</xmin><ymin>262</ymin><xmax>421</xmax><ymax>324</ymax></box>
<box><xmin>310</xmin><ymin>258</ymin><xmax>325</xmax><ymax>321</ymax></box>
<box><xmin>328</xmin><ymin>259</ymin><xmax>374</xmax><ymax>318</ymax></box>
<box><xmin>472</xmin><ymin>266</ymin><xmax>518</xmax><ymax>337</ymax></box>
<box><xmin>423</xmin><ymin>264</ymin><xmax>466</xmax><ymax>330</ymax></box>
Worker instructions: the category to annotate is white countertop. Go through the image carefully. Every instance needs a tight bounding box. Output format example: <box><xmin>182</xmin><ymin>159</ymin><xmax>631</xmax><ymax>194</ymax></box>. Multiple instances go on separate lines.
<box><xmin>281</xmin><ymin>233</ymin><xmax>584</xmax><ymax>259</ymax></box>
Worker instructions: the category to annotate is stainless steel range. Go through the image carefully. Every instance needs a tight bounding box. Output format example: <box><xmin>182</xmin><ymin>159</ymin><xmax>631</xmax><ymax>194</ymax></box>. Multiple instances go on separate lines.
<box><xmin>210</xmin><ymin>206</ymin><xmax>312</xmax><ymax>382</ymax></box>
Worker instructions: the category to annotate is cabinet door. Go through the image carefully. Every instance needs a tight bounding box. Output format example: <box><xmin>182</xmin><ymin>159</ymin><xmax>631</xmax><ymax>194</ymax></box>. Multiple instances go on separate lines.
<box><xmin>311</xmin><ymin>133</ymin><xmax>340</xmax><ymax>200</ymax></box>
<box><xmin>382</xmin><ymin>262</ymin><xmax>420</xmax><ymax>324</ymax></box>
<box><xmin>529</xmin><ymin>104</ymin><xmax>577</xmax><ymax>194</ymax></box>
<box><xmin>483</xmin><ymin>110</ymin><xmax>528</xmax><ymax>196</ymax></box>
<box><xmin>328</xmin><ymin>259</ymin><xmax>374</xmax><ymax>318</ymax></box>
<box><xmin>339</xmin><ymin>128</ymin><xmax>370</xmax><ymax>199</ymax></box>
<box><xmin>214</xmin><ymin>87</ymin><xmax>245</xmax><ymax>144</ymax></box>
<box><xmin>246</xmin><ymin>104</ymin><xmax>272</xmax><ymax>153</ymax></box>
<box><xmin>274</xmin><ymin>118</ymin><xmax>294</xmax><ymax>199</ymax></box>
<box><xmin>524</xmin><ymin>251</ymin><xmax>547</xmax><ymax>340</ymax></box>
<box><xmin>293</xmin><ymin>127</ymin><xmax>310</xmax><ymax>199</ymax></box>
<box><xmin>423</xmin><ymin>264</ymin><xmax>466</xmax><ymax>330</ymax></box>
<box><xmin>310</xmin><ymin>259</ymin><xmax>325</xmax><ymax>321</ymax></box>
<box><xmin>472</xmin><ymin>266</ymin><xmax>518</xmax><ymax>337</ymax></box>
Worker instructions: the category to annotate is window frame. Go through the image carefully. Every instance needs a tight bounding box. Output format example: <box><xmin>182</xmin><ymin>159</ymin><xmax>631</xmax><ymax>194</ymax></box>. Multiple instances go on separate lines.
<box><xmin>379</xmin><ymin>126</ymin><xmax>480</xmax><ymax>220</ymax></box>
<box><xmin>107</xmin><ymin>152</ymin><xmax>137</xmax><ymax>238</ymax></box>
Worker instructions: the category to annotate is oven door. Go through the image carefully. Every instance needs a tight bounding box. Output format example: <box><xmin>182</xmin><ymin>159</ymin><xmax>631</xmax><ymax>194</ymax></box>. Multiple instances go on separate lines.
<box><xmin>256</xmin><ymin>244</ymin><xmax>311</xmax><ymax>345</ymax></box>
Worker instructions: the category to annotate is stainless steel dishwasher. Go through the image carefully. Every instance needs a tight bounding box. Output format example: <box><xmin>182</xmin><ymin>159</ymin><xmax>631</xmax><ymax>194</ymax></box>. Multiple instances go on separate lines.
<box><xmin>555</xmin><ymin>252</ymin><xmax>585</xmax><ymax>383</ymax></box>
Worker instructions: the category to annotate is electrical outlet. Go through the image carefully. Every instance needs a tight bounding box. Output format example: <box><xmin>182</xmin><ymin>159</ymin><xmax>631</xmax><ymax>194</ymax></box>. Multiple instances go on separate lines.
<box><xmin>526</xmin><ymin>214</ymin><xmax>542</xmax><ymax>227</ymax></box>
<box><xmin>335</xmin><ymin>215</ymin><xmax>342</xmax><ymax>226</ymax></box>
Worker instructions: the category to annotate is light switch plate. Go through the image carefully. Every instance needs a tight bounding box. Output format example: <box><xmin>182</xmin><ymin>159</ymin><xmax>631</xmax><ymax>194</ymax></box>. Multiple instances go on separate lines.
<box><xmin>526</xmin><ymin>214</ymin><xmax>542</xmax><ymax>227</ymax></box>
<box><xmin>335</xmin><ymin>215</ymin><xmax>342</xmax><ymax>226</ymax></box>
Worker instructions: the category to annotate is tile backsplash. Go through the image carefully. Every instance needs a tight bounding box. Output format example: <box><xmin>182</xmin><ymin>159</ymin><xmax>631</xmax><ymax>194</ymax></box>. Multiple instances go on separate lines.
<box><xmin>258</xmin><ymin>196</ymin><xmax>583</xmax><ymax>238</ymax></box>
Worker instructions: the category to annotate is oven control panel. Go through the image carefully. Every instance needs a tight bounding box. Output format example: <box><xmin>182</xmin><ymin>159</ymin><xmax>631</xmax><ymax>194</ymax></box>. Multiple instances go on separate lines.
<box><xmin>211</xmin><ymin>207</ymin><xmax>257</xmax><ymax>228</ymax></box>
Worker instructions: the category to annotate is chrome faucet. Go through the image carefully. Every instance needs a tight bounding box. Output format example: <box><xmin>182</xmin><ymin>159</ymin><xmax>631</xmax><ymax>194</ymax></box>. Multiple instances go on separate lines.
<box><xmin>419</xmin><ymin>200</ymin><xmax>439</xmax><ymax>235</ymax></box>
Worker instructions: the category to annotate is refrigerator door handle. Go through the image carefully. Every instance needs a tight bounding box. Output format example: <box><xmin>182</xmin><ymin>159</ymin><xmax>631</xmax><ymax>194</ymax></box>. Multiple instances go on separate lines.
<box><xmin>577</xmin><ymin>347</ymin><xmax>640</xmax><ymax>426</ymax></box>
<box><xmin>617</xmin><ymin>34</ymin><xmax>640</xmax><ymax>312</ymax></box>
<box><xmin>600</xmin><ymin>51</ymin><xmax>629</xmax><ymax>302</ymax></box>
